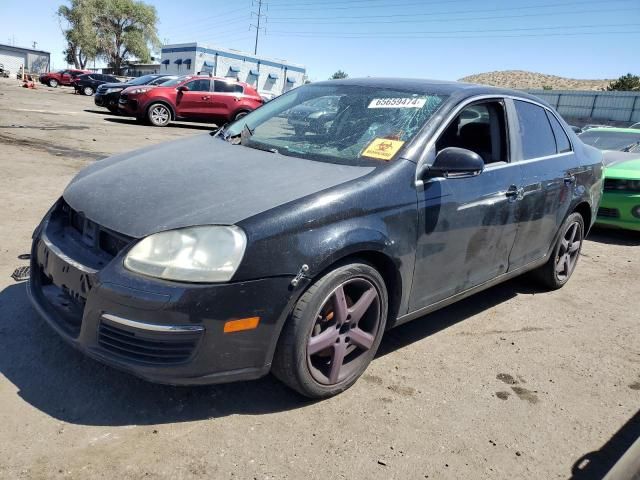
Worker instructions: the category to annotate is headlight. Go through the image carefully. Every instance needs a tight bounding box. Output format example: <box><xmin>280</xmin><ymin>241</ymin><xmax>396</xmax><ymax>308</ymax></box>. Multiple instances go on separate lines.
<box><xmin>105</xmin><ymin>87</ymin><xmax>124</xmax><ymax>94</ymax></box>
<box><xmin>124</xmin><ymin>226</ymin><xmax>247</xmax><ymax>283</ymax></box>
<box><xmin>604</xmin><ymin>178</ymin><xmax>640</xmax><ymax>192</ymax></box>
<box><xmin>128</xmin><ymin>87</ymin><xmax>153</xmax><ymax>95</ymax></box>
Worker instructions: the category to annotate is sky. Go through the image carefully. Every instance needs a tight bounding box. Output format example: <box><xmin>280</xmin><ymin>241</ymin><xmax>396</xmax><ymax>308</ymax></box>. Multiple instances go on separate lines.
<box><xmin>1</xmin><ymin>0</ymin><xmax>639</xmax><ymax>81</ymax></box>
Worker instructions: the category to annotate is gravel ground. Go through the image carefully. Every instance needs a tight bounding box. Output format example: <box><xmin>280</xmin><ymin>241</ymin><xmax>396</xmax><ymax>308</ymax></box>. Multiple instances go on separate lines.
<box><xmin>0</xmin><ymin>78</ymin><xmax>638</xmax><ymax>480</ymax></box>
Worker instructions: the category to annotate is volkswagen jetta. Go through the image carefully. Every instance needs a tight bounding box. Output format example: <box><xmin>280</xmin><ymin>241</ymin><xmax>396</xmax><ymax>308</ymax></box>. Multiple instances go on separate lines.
<box><xmin>29</xmin><ymin>79</ymin><xmax>603</xmax><ymax>398</ymax></box>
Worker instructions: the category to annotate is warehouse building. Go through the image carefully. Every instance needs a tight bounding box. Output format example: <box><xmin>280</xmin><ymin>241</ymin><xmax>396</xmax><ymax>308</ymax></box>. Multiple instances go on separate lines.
<box><xmin>160</xmin><ymin>43</ymin><xmax>306</xmax><ymax>95</ymax></box>
<box><xmin>0</xmin><ymin>44</ymin><xmax>50</xmax><ymax>76</ymax></box>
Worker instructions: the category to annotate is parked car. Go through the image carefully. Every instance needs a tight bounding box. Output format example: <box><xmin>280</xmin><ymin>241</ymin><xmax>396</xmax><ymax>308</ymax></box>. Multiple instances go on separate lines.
<box><xmin>94</xmin><ymin>74</ymin><xmax>178</xmax><ymax>113</ymax></box>
<box><xmin>287</xmin><ymin>95</ymin><xmax>340</xmax><ymax>135</ymax></box>
<box><xmin>569</xmin><ymin>125</ymin><xmax>582</xmax><ymax>134</ymax></box>
<box><xmin>581</xmin><ymin>124</ymin><xmax>612</xmax><ymax>132</ymax></box>
<box><xmin>39</xmin><ymin>69</ymin><xmax>91</xmax><ymax>88</ymax></box>
<box><xmin>579</xmin><ymin>127</ymin><xmax>640</xmax><ymax>231</ymax></box>
<box><xmin>118</xmin><ymin>75</ymin><xmax>263</xmax><ymax>126</ymax></box>
<box><xmin>29</xmin><ymin>78</ymin><xmax>602</xmax><ymax>398</ymax></box>
<box><xmin>73</xmin><ymin>73</ymin><xmax>121</xmax><ymax>96</ymax></box>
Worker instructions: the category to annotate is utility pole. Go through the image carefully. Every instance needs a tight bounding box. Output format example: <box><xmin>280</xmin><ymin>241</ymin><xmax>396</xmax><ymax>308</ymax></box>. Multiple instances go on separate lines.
<box><xmin>251</xmin><ymin>0</ymin><xmax>266</xmax><ymax>55</ymax></box>
<box><xmin>32</xmin><ymin>41</ymin><xmax>37</xmax><ymax>49</ymax></box>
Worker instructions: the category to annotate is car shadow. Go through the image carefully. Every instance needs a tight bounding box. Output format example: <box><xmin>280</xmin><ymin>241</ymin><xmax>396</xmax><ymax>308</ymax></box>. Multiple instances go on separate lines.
<box><xmin>84</xmin><ymin>109</ymin><xmax>117</xmax><ymax>115</ymax></box>
<box><xmin>103</xmin><ymin>117</ymin><xmax>216</xmax><ymax>131</ymax></box>
<box><xmin>0</xmin><ymin>282</ymin><xmax>310</xmax><ymax>427</ymax></box>
<box><xmin>587</xmin><ymin>227</ymin><xmax>640</xmax><ymax>246</ymax></box>
<box><xmin>377</xmin><ymin>275</ymin><xmax>536</xmax><ymax>357</ymax></box>
<box><xmin>0</xmin><ymin>273</ymin><xmax>540</xmax><ymax>427</ymax></box>
<box><xmin>569</xmin><ymin>409</ymin><xmax>640</xmax><ymax>479</ymax></box>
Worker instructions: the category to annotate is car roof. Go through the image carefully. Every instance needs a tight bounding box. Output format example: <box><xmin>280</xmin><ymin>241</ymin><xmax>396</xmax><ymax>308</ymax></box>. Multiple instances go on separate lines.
<box><xmin>310</xmin><ymin>77</ymin><xmax>548</xmax><ymax>104</ymax></box>
<box><xmin>583</xmin><ymin>127</ymin><xmax>640</xmax><ymax>134</ymax></box>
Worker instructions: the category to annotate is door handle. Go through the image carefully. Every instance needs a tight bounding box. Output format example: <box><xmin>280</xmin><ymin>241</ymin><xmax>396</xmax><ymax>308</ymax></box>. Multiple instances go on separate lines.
<box><xmin>564</xmin><ymin>175</ymin><xmax>576</xmax><ymax>185</ymax></box>
<box><xmin>201</xmin><ymin>96</ymin><xmax>210</xmax><ymax>100</ymax></box>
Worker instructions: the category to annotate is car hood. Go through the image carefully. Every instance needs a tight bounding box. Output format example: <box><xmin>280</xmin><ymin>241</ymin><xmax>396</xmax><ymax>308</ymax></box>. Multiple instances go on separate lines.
<box><xmin>98</xmin><ymin>82</ymin><xmax>126</xmax><ymax>90</ymax></box>
<box><xmin>63</xmin><ymin>134</ymin><xmax>375</xmax><ymax>238</ymax></box>
<box><xmin>603</xmin><ymin>151</ymin><xmax>640</xmax><ymax>179</ymax></box>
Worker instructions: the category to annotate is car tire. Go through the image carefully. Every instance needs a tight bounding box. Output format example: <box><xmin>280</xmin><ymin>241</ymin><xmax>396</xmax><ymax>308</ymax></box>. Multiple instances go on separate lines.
<box><xmin>234</xmin><ymin>110</ymin><xmax>249</xmax><ymax>121</ymax></box>
<box><xmin>272</xmin><ymin>261</ymin><xmax>388</xmax><ymax>398</ymax></box>
<box><xmin>48</xmin><ymin>79</ymin><xmax>58</xmax><ymax>88</ymax></box>
<box><xmin>83</xmin><ymin>86</ymin><xmax>94</xmax><ymax>96</ymax></box>
<box><xmin>533</xmin><ymin>212</ymin><xmax>585</xmax><ymax>290</ymax></box>
<box><xmin>147</xmin><ymin>103</ymin><xmax>171</xmax><ymax>127</ymax></box>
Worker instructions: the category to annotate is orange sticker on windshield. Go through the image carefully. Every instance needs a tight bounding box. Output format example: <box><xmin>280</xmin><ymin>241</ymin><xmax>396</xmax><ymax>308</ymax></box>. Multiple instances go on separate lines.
<box><xmin>362</xmin><ymin>138</ymin><xmax>405</xmax><ymax>161</ymax></box>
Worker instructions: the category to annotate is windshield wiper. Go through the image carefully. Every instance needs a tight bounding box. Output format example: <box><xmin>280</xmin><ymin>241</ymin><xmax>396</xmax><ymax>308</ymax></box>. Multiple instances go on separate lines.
<box><xmin>622</xmin><ymin>141</ymin><xmax>640</xmax><ymax>152</ymax></box>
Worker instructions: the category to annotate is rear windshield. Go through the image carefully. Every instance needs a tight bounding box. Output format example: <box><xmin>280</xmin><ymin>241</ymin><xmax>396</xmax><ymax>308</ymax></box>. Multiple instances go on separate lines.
<box><xmin>579</xmin><ymin>130</ymin><xmax>640</xmax><ymax>151</ymax></box>
<box><xmin>223</xmin><ymin>84</ymin><xmax>447</xmax><ymax>165</ymax></box>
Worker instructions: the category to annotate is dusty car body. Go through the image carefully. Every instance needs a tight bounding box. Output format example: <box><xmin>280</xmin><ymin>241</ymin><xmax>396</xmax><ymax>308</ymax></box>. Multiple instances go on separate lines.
<box><xmin>39</xmin><ymin>69</ymin><xmax>90</xmax><ymax>88</ymax></box>
<box><xmin>29</xmin><ymin>78</ymin><xmax>603</xmax><ymax>398</ymax></box>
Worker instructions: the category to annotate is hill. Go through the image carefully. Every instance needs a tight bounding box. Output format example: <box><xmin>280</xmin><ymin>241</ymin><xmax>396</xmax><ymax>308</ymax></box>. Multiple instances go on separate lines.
<box><xmin>458</xmin><ymin>70</ymin><xmax>611</xmax><ymax>91</ymax></box>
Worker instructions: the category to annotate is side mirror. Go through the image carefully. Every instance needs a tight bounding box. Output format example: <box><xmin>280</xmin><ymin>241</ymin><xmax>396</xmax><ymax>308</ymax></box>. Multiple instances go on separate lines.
<box><xmin>177</xmin><ymin>85</ymin><xmax>189</xmax><ymax>92</ymax></box>
<box><xmin>424</xmin><ymin>147</ymin><xmax>484</xmax><ymax>179</ymax></box>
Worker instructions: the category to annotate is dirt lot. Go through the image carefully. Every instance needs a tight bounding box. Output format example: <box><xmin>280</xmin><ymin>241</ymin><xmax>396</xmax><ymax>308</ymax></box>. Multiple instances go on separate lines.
<box><xmin>0</xmin><ymin>78</ymin><xmax>638</xmax><ymax>480</ymax></box>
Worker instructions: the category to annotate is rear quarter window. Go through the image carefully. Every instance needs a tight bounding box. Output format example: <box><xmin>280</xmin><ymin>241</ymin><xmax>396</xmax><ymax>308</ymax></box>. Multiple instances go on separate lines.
<box><xmin>514</xmin><ymin>100</ymin><xmax>557</xmax><ymax>159</ymax></box>
<box><xmin>546</xmin><ymin>111</ymin><xmax>572</xmax><ymax>153</ymax></box>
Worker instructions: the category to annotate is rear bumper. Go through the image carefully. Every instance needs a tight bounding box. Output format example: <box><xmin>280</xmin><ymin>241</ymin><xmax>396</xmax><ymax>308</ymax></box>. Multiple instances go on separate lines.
<box><xmin>28</xmin><ymin>211</ymin><xmax>302</xmax><ymax>385</ymax></box>
<box><xmin>595</xmin><ymin>191</ymin><xmax>640</xmax><ymax>231</ymax></box>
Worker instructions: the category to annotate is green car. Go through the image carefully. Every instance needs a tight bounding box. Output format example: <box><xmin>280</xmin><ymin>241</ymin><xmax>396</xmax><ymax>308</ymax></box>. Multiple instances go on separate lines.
<box><xmin>579</xmin><ymin>127</ymin><xmax>640</xmax><ymax>231</ymax></box>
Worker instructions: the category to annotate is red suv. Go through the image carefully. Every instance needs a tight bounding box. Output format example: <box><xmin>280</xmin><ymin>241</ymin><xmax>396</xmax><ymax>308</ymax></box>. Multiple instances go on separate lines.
<box><xmin>39</xmin><ymin>69</ymin><xmax>91</xmax><ymax>88</ymax></box>
<box><xmin>118</xmin><ymin>75</ymin><xmax>263</xmax><ymax>127</ymax></box>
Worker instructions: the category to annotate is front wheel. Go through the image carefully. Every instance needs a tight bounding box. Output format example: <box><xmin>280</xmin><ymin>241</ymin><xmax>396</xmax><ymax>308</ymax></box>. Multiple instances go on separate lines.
<box><xmin>234</xmin><ymin>110</ymin><xmax>249</xmax><ymax>121</ymax></box>
<box><xmin>83</xmin><ymin>86</ymin><xmax>94</xmax><ymax>96</ymax></box>
<box><xmin>48</xmin><ymin>79</ymin><xmax>58</xmax><ymax>88</ymax></box>
<box><xmin>147</xmin><ymin>103</ymin><xmax>171</xmax><ymax>127</ymax></box>
<box><xmin>533</xmin><ymin>212</ymin><xmax>585</xmax><ymax>289</ymax></box>
<box><xmin>272</xmin><ymin>262</ymin><xmax>388</xmax><ymax>398</ymax></box>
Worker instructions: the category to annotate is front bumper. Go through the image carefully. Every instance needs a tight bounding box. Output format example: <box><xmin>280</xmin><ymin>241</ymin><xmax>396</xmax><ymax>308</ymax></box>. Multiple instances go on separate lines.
<box><xmin>118</xmin><ymin>97</ymin><xmax>140</xmax><ymax>117</ymax></box>
<box><xmin>28</xmin><ymin>210</ymin><xmax>301</xmax><ymax>385</ymax></box>
<box><xmin>595</xmin><ymin>191</ymin><xmax>640</xmax><ymax>232</ymax></box>
<box><xmin>95</xmin><ymin>92</ymin><xmax>120</xmax><ymax>108</ymax></box>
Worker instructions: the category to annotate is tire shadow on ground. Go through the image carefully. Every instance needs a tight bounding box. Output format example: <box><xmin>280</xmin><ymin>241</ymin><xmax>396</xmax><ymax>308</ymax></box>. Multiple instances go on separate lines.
<box><xmin>103</xmin><ymin>117</ymin><xmax>216</xmax><ymax>131</ymax></box>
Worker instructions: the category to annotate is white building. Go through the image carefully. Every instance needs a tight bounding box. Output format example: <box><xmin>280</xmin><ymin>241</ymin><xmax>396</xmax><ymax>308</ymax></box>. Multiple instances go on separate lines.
<box><xmin>0</xmin><ymin>44</ymin><xmax>50</xmax><ymax>76</ymax></box>
<box><xmin>160</xmin><ymin>43</ymin><xmax>306</xmax><ymax>95</ymax></box>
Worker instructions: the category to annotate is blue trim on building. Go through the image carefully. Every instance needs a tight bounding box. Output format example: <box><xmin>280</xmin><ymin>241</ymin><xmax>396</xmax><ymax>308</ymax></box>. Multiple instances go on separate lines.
<box><xmin>161</xmin><ymin>46</ymin><xmax>305</xmax><ymax>73</ymax></box>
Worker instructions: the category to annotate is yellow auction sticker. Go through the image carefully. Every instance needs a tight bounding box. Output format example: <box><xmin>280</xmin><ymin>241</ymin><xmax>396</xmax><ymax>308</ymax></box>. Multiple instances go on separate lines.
<box><xmin>361</xmin><ymin>138</ymin><xmax>405</xmax><ymax>161</ymax></box>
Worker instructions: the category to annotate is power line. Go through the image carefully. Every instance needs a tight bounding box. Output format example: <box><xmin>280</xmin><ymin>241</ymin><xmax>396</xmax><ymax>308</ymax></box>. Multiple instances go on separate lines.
<box><xmin>268</xmin><ymin>23</ymin><xmax>639</xmax><ymax>37</ymax></box>
<box><xmin>265</xmin><ymin>0</ymin><xmax>636</xmax><ymax>21</ymax></box>
<box><xmin>267</xmin><ymin>30</ymin><xmax>640</xmax><ymax>40</ymax></box>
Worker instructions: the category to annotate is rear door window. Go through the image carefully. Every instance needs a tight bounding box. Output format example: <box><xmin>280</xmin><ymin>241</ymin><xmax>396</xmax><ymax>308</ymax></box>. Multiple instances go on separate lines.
<box><xmin>545</xmin><ymin>111</ymin><xmax>572</xmax><ymax>153</ymax></box>
<box><xmin>514</xmin><ymin>100</ymin><xmax>557</xmax><ymax>159</ymax></box>
<box><xmin>214</xmin><ymin>80</ymin><xmax>243</xmax><ymax>94</ymax></box>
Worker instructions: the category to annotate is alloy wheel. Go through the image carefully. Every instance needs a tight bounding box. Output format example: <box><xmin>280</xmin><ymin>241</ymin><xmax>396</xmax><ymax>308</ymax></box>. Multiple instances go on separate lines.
<box><xmin>555</xmin><ymin>220</ymin><xmax>583</xmax><ymax>281</ymax></box>
<box><xmin>150</xmin><ymin>105</ymin><xmax>170</xmax><ymax>126</ymax></box>
<box><xmin>306</xmin><ymin>278</ymin><xmax>381</xmax><ymax>385</ymax></box>
<box><xmin>83</xmin><ymin>86</ymin><xmax>93</xmax><ymax>96</ymax></box>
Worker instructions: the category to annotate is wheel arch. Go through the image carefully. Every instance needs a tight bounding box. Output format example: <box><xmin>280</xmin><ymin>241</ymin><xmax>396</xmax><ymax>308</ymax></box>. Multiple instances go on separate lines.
<box><xmin>573</xmin><ymin>201</ymin><xmax>592</xmax><ymax>233</ymax></box>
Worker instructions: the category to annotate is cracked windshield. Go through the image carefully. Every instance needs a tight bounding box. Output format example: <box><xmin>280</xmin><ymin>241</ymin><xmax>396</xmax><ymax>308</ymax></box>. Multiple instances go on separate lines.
<box><xmin>224</xmin><ymin>85</ymin><xmax>446</xmax><ymax>164</ymax></box>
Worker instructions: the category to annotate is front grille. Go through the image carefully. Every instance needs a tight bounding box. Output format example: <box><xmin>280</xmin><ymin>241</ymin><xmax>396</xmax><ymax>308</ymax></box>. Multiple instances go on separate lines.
<box><xmin>597</xmin><ymin>207</ymin><xmax>620</xmax><ymax>218</ymax></box>
<box><xmin>62</xmin><ymin>201</ymin><xmax>131</xmax><ymax>259</ymax></box>
<box><xmin>98</xmin><ymin>321</ymin><xmax>201</xmax><ymax>365</ymax></box>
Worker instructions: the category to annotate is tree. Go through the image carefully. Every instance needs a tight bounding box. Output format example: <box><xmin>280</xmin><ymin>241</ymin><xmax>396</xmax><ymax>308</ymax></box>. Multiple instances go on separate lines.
<box><xmin>58</xmin><ymin>0</ymin><xmax>99</xmax><ymax>68</ymax></box>
<box><xmin>607</xmin><ymin>73</ymin><xmax>640</xmax><ymax>92</ymax></box>
<box><xmin>542</xmin><ymin>85</ymin><xmax>553</xmax><ymax>90</ymax></box>
<box><xmin>330</xmin><ymin>70</ymin><xmax>348</xmax><ymax>80</ymax></box>
<box><xmin>94</xmin><ymin>0</ymin><xmax>160</xmax><ymax>74</ymax></box>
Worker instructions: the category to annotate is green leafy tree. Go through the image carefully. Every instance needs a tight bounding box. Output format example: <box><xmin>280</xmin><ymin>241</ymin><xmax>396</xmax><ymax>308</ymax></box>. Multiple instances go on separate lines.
<box><xmin>93</xmin><ymin>0</ymin><xmax>160</xmax><ymax>74</ymax></box>
<box><xmin>58</xmin><ymin>0</ymin><xmax>99</xmax><ymax>68</ymax></box>
<box><xmin>607</xmin><ymin>73</ymin><xmax>640</xmax><ymax>91</ymax></box>
<box><xmin>542</xmin><ymin>85</ymin><xmax>553</xmax><ymax>90</ymax></box>
<box><xmin>330</xmin><ymin>70</ymin><xmax>348</xmax><ymax>80</ymax></box>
